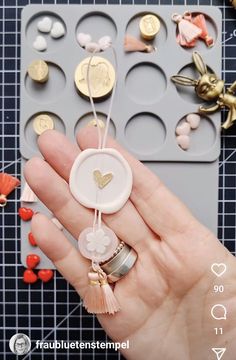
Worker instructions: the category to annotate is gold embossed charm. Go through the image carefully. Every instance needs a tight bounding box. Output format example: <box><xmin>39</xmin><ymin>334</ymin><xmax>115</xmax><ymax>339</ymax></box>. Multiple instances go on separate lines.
<box><xmin>88</xmin><ymin>119</ymin><xmax>105</xmax><ymax>128</ymax></box>
<box><xmin>33</xmin><ymin>114</ymin><xmax>54</xmax><ymax>135</ymax></box>
<box><xmin>74</xmin><ymin>56</ymin><xmax>115</xmax><ymax>100</ymax></box>
<box><xmin>139</xmin><ymin>14</ymin><xmax>160</xmax><ymax>40</ymax></box>
<box><xmin>27</xmin><ymin>59</ymin><xmax>49</xmax><ymax>83</ymax></box>
<box><xmin>93</xmin><ymin>170</ymin><xmax>113</xmax><ymax>189</ymax></box>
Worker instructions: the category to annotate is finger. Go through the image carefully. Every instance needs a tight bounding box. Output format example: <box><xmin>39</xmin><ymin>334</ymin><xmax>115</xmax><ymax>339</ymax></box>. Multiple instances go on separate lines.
<box><xmin>38</xmin><ymin>129</ymin><xmax>79</xmax><ymax>181</ymax></box>
<box><xmin>24</xmin><ymin>157</ymin><xmax>152</xmax><ymax>250</ymax></box>
<box><xmin>31</xmin><ymin>213</ymin><xmax>88</xmax><ymax>297</ymax></box>
<box><xmin>24</xmin><ymin>157</ymin><xmax>94</xmax><ymax>238</ymax></box>
<box><xmin>77</xmin><ymin>126</ymin><xmax>198</xmax><ymax>238</ymax></box>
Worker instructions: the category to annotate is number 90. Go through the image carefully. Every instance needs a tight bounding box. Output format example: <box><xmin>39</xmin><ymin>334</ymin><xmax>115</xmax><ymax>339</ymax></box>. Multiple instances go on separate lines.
<box><xmin>214</xmin><ymin>285</ymin><xmax>224</xmax><ymax>293</ymax></box>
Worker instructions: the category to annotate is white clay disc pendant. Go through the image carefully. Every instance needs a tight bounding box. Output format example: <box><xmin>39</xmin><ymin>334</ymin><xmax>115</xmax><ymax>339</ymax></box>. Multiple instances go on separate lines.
<box><xmin>78</xmin><ymin>226</ymin><xmax>119</xmax><ymax>262</ymax></box>
<box><xmin>69</xmin><ymin>148</ymin><xmax>133</xmax><ymax>214</ymax></box>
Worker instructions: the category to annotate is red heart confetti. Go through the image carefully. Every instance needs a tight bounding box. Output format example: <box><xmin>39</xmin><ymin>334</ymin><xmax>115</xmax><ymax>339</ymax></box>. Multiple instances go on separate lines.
<box><xmin>28</xmin><ymin>232</ymin><xmax>37</xmax><ymax>247</ymax></box>
<box><xmin>38</xmin><ymin>269</ymin><xmax>54</xmax><ymax>283</ymax></box>
<box><xmin>26</xmin><ymin>254</ymin><xmax>40</xmax><ymax>269</ymax></box>
<box><xmin>18</xmin><ymin>207</ymin><xmax>34</xmax><ymax>221</ymax></box>
<box><xmin>23</xmin><ymin>269</ymin><xmax>38</xmax><ymax>284</ymax></box>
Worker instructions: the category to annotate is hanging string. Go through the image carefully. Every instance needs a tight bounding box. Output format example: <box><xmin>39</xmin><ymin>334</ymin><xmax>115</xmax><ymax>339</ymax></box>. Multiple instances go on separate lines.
<box><xmin>83</xmin><ymin>48</ymin><xmax>121</xmax><ymax>315</ymax></box>
<box><xmin>86</xmin><ymin>54</ymin><xmax>102</xmax><ymax>149</ymax></box>
<box><xmin>86</xmin><ymin>47</ymin><xmax>118</xmax><ymax>149</ymax></box>
<box><xmin>86</xmin><ymin>46</ymin><xmax>118</xmax><ymax>231</ymax></box>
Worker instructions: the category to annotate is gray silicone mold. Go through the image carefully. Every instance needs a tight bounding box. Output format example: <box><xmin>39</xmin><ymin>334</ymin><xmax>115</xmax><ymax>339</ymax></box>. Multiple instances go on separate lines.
<box><xmin>20</xmin><ymin>5</ymin><xmax>222</xmax><ymax>269</ymax></box>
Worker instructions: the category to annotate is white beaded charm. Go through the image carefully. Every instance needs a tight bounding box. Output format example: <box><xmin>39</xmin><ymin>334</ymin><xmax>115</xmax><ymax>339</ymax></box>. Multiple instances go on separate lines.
<box><xmin>98</xmin><ymin>36</ymin><xmax>112</xmax><ymax>50</ymax></box>
<box><xmin>85</xmin><ymin>42</ymin><xmax>101</xmax><ymax>53</ymax></box>
<box><xmin>77</xmin><ymin>32</ymin><xmax>92</xmax><ymax>47</ymax></box>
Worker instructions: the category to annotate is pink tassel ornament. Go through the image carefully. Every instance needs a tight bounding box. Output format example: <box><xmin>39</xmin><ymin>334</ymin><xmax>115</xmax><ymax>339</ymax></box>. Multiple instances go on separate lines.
<box><xmin>192</xmin><ymin>14</ymin><xmax>214</xmax><ymax>47</ymax></box>
<box><xmin>0</xmin><ymin>173</ymin><xmax>20</xmax><ymax>206</ymax></box>
<box><xmin>100</xmin><ymin>275</ymin><xmax>120</xmax><ymax>315</ymax></box>
<box><xmin>172</xmin><ymin>13</ymin><xmax>202</xmax><ymax>48</ymax></box>
<box><xmin>83</xmin><ymin>271</ymin><xmax>104</xmax><ymax>314</ymax></box>
<box><xmin>20</xmin><ymin>182</ymin><xmax>37</xmax><ymax>203</ymax></box>
<box><xmin>83</xmin><ymin>268</ymin><xmax>120</xmax><ymax>315</ymax></box>
<box><xmin>124</xmin><ymin>35</ymin><xmax>155</xmax><ymax>53</ymax></box>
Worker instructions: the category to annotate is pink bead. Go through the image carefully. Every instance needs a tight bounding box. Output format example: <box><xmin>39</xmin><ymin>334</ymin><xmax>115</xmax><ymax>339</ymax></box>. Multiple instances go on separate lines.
<box><xmin>88</xmin><ymin>272</ymin><xmax>100</xmax><ymax>281</ymax></box>
<box><xmin>176</xmin><ymin>122</ymin><xmax>191</xmax><ymax>135</ymax></box>
<box><xmin>177</xmin><ymin>135</ymin><xmax>190</xmax><ymax>150</ymax></box>
<box><xmin>186</xmin><ymin>113</ymin><xmax>201</xmax><ymax>129</ymax></box>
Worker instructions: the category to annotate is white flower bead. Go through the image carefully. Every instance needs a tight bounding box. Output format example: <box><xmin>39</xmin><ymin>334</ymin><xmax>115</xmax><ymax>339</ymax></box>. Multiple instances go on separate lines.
<box><xmin>86</xmin><ymin>229</ymin><xmax>111</xmax><ymax>254</ymax></box>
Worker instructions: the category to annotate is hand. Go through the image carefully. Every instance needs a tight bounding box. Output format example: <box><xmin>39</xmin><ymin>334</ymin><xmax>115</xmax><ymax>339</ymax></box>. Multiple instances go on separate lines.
<box><xmin>24</xmin><ymin>127</ymin><xmax>236</xmax><ymax>360</ymax></box>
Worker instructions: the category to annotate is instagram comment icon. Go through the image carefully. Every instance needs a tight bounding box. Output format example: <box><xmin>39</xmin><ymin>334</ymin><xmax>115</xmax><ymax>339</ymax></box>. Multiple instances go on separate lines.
<box><xmin>9</xmin><ymin>333</ymin><xmax>31</xmax><ymax>355</ymax></box>
<box><xmin>211</xmin><ymin>304</ymin><xmax>227</xmax><ymax>320</ymax></box>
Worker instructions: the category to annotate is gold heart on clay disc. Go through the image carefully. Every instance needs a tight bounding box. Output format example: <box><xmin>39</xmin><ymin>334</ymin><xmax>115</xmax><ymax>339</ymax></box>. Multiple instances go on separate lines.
<box><xmin>93</xmin><ymin>170</ymin><xmax>113</xmax><ymax>189</ymax></box>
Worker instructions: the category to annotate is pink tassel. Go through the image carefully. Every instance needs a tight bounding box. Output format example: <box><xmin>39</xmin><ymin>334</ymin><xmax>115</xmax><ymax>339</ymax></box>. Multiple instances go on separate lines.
<box><xmin>0</xmin><ymin>173</ymin><xmax>20</xmax><ymax>206</ymax></box>
<box><xmin>20</xmin><ymin>182</ymin><xmax>37</xmax><ymax>202</ymax></box>
<box><xmin>192</xmin><ymin>14</ymin><xmax>214</xmax><ymax>47</ymax></box>
<box><xmin>172</xmin><ymin>13</ymin><xmax>202</xmax><ymax>47</ymax></box>
<box><xmin>124</xmin><ymin>35</ymin><xmax>154</xmax><ymax>53</ymax></box>
<box><xmin>83</xmin><ymin>271</ymin><xmax>104</xmax><ymax>314</ymax></box>
<box><xmin>83</xmin><ymin>269</ymin><xmax>120</xmax><ymax>315</ymax></box>
<box><xmin>100</xmin><ymin>276</ymin><xmax>120</xmax><ymax>315</ymax></box>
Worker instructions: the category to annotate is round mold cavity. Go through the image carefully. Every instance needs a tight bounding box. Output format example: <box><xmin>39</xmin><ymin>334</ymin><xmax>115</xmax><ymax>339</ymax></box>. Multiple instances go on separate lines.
<box><xmin>175</xmin><ymin>113</ymin><xmax>216</xmax><ymax>154</ymax></box>
<box><xmin>74</xmin><ymin>112</ymin><xmax>116</xmax><ymax>138</ymax></box>
<box><xmin>126</xmin><ymin>12</ymin><xmax>167</xmax><ymax>50</ymax></box>
<box><xmin>24</xmin><ymin>112</ymin><xmax>65</xmax><ymax>151</ymax></box>
<box><xmin>76</xmin><ymin>12</ymin><xmax>117</xmax><ymax>50</ymax></box>
<box><xmin>126</xmin><ymin>62</ymin><xmax>167</xmax><ymax>105</ymax></box>
<box><xmin>173</xmin><ymin>62</ymin><xmax>215</xmax><ymax>104</ymax></box>
<box><xmin>173</xmin><ymin>12</ymin><xmax>217</xmax><ymax>52</ymax></box>
<box><xmin>26</xmin><ymin>12</ymin><xmax>67</xmax><ymax>53</ymax></box>
<box><xmin>125</xmin><ymin>112</ymin><xmax>166</xmax><ymax>155</ymax></box>
<box><xmin>25</xmin><ymin>62</ymin><xmax>66</xmax><ymax>103</ymax></box>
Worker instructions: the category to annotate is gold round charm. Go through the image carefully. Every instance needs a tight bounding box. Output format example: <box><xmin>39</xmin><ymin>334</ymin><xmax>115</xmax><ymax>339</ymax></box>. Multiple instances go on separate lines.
<box><xmin>33</xmin><ymin>114</ymin><xmax>54</xmax><ymax>135</ymax></box>
<box><xmin>87</xmin><ymin>119</ymin><xmax>105</xmax><ymax>128</ymax></box>
<box><xmin>27</xmin><ymin>59</ymin><xmax>49</xmax><ymax>83</ymax></box>
<box><xmin>139</xmin><ymin>14</ymin><xmax>160</xmax><ymax>40</ymax></box>
<box><xmin>74</xmin><ymin>56</ymin><xmax>115</xmax><ymax>100</ymax></box>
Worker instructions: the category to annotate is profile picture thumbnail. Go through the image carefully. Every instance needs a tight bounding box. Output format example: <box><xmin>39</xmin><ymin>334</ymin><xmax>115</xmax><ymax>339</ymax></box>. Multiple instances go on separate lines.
<box><xmin>9</xmin><ymin>333</ymin><xmax>31</xmax><ymax>355</ymax></box>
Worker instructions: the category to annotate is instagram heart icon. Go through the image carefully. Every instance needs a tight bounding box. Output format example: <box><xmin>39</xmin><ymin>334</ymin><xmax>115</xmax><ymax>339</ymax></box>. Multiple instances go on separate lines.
<box><xmin>211</xmin><ymin>263</ymin><xmax>227</xmax><ymax>277</ymax></box>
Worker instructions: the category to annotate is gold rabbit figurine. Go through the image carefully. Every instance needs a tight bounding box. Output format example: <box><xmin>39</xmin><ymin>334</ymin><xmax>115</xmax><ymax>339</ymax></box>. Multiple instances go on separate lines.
<box><xmin>171</xmin><ymin>51</ymin><xmax>236</xmax><ymax>130</ymax></box>
<box><xmin>230</xmin><ymin>0</ymin><xmax>236</xmax><ymax>9</ymax></box>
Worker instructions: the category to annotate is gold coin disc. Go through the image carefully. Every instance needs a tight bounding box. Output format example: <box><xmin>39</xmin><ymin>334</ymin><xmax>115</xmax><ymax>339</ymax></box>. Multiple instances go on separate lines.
<box><xmin>74</xmin><ymin>56</ymin><xmax>115</xmax><ymax>100</ymax></box>
<box><xmin>33</xmin><ymin>114</ymin><xmax>54</xmax><ymax>135</ymax></box>
<box><xmin>27</xmin><ymin>59</ymin><xmax>49</xmax><ymax>83</ymax></box>
<box><xmin>87</xmin><ymin>119</ymin><xmax>105</xmax><ymax>128</ymax></box>
<box><xmin>139</xmin><ymin>14</ymin><xmax>161</xmax><ymax>40</ymax></box>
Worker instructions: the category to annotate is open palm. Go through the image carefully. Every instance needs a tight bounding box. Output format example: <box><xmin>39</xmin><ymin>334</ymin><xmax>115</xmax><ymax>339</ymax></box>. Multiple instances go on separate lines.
<box><xmin>25</xmin><ymin>127</ymin><xmax>236</xmax><ymax>360</ymax></box>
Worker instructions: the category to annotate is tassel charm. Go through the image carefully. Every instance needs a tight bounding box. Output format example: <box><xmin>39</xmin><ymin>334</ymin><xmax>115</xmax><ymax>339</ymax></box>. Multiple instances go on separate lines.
<box><xmin>192</xmin><ymin>14</ymin><xmax>214</xmax><ymax>47</ymax></box>
<box><xmin>0</xmin><ymin>173</ymin><xmax>20</xmax><ymax>207</ymax></box>
<box><xmin>20</xmin><ymin>181</ymin><xmax>37</xmax><ymax>202</ymax></box>
<box><xmin>83</xmin><ymin>271</ymin><xmax>104</xmax><ymax>314</ymax></box>
<box><xmin>100</xmin><ymin>275</ymin><xmax>120</xmax><ymax>315</ymax></box>
<box><xmin>124</xmin><ymin>35</ymin><xmax>155</xmax><ymax>53</ymax></box>
<box><xmin>83</xmin><ymin>265</ymin><xmax>120</xmax><ymax>315</ymax></box>
<box><xmin>172</xmin><ymin>13</ymin><xmax>202</xmax><ymax>48</ymax></box>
